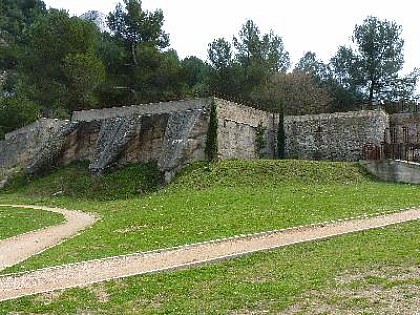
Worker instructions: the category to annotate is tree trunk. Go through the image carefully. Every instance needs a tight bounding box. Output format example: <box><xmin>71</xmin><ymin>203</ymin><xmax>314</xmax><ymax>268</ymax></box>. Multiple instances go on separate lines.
<box><xmin>369</xmin><ymin>81</ymin><xmax>375</xmax><ymax>105</ymax></box>
<box><xmin>131</xmin><ymin>42</ymin><xmax>138</xmax><ymax>66</ymax></box>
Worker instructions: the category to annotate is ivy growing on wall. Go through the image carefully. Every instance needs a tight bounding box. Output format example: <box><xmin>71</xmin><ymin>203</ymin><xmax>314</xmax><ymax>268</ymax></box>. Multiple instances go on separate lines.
<box><xmin>205</xmin><ymin>98</ymin><xmax>218</xmax><ymax>161</ymax></box>
<box><xmin>277</xmin><ymin>110</ymin><xmax>285</xmax><ymax>159</ymax></box>
<box><xmin>255</xmin><ymin>122</ymin><xmax>267</xmax><ymax>158</ymax></box>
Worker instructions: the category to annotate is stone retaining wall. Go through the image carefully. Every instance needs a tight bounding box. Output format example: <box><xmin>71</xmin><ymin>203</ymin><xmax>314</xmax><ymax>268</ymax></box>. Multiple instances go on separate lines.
<box><xmin>5</xmin><ymin>97</ymin><xmax>420</xmax><ymax>187</ymax></box>
<box><xmin>360</xmin><ymin>159</ymin><xmax>420</xmax><ymax>184</ymax></box>
<box><xmin>285</xmin><ymin>110</ymin><xmax>389</xmax><ymax>161</ymax></box>
<box><xmin>215</xmin><ymin>98</ymin><xmax>277</xmax><ymax>159</ymax></box>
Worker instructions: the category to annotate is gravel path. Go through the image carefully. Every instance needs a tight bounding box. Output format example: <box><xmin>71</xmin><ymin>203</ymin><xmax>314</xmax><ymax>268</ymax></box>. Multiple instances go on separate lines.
<box><xmin>0</xmin><ymin>207</ymin><xmax>419</xmax><ymax>302</ymax></box>
<box><xmin>0</xmin><ymin>205</ymin><xmax>97</xmax><ymax>271</ymax></box>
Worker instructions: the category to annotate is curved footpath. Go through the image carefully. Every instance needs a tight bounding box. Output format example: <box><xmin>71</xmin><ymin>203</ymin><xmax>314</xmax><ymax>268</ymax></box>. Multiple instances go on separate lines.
<box><xmin>0</xmin><ymin>205</ymin><xmax>419</xmax><ymax>302</ymax></box>
<box><xmin>0</xmin><ymin>205</ymin><xmax>98</xmax><ymax>271</ymax></box>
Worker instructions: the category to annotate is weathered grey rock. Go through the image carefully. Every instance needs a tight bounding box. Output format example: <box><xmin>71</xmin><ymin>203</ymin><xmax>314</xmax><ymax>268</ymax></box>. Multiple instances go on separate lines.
<box><xmin>158</xmin><ymin>109</ymin><xmax>203</xmax><ymax>182</ymax></box>
<box><xmin>58</xmin><ymin>121</ymin><xmax>103</xmax><ymax>165</ymax></box>
<box><xmin>89</xmin><ymin>117</ymin><xmax>142</xmax><ymax>175</ymax></box>
<box><xmin>119</xmin><ymin>113</ymin><xmax>171</xmax><ymax>165</ymax></box>
<box><xmin>0</xmin><ymin>119</ymin><xmax>78</xmax><ymax>180</ymax></box>
<box><xmin>26</xmin><ymin>122</ymin><xmax>79</xmax><ymax>176</ymax></box>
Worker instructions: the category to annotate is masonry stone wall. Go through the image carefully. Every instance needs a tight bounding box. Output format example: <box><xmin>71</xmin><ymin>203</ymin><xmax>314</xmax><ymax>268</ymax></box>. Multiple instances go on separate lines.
<box><xmin>4</xmin><ymin>97</ymin><xmax>420</xmax><ymax>188</ymax></box>
<box><xmin>284</xmin><ymin>110</ymin><xmax>389</xmax><ymax>161</ymax></box>
<box><xmin>215</xmin><ymin>98</ymin><xmax>277</xmax><ymax>159</ymax></box>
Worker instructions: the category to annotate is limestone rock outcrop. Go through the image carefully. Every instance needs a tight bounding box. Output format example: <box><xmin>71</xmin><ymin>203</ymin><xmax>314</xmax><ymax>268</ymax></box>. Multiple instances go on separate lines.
<box><xmin>0</xmin><ymin>99</ymin><xmax>216</xmax><ymax>186</ymax></box>
<box><xmin>79</xmin><ymin>10</ymin><xmax>108</xmax><ymax>33</ymax></box>
<box><xmin>0</xmin><ymin>119</ymin><xmax>78</xmax><ymax>187</ymax></box>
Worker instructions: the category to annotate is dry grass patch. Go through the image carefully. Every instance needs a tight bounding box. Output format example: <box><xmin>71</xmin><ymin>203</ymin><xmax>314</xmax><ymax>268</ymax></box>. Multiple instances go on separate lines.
<box><xmin>282</xmin><ymin>265</ymin><xmax>420</xmax><ymax>315</ymax></box>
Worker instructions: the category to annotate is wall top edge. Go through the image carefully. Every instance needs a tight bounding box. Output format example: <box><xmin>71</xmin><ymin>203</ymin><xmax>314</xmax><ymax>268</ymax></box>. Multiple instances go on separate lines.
<box><xmin>285</xmin><ymin>109</ymin><xmax>388</xmax><ymax>122</ymax></box>
<box><xmin>72</xmin><ymin>98</ymin><xmax>212</xmax><ymax>115</ymax></box>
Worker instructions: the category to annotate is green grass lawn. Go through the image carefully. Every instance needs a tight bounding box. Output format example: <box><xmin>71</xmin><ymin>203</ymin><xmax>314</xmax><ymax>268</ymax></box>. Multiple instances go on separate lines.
<box><xmin>0</xmin><ymin>160</ymin><xmax>419</xmax><ymax>313</ymax></box>
<box><xmin>0</xmin><ymin>206</ymin><xmax>64</xmax><ymax>240</ymax></box>
<box><xmin>0</xmin><ymin>219</ymin><xmax>418</xmax><ymax>314</ymax></box>
<box><xmin>1</xmin><ymin>160</ymin><xmax>420</xmax><ymax>274</ymax></box>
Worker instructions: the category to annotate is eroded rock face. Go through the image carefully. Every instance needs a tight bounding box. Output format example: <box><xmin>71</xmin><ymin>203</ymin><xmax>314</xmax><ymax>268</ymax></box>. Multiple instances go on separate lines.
<box><xmin>67</xmin><ymin>98</ymin><xmax>212</xmax><ymax>181</ymax></box>
<box><xmin>0</xmin><ymin>119</ymin><xmax>79</xmax><ymax>180</ymax></box>
<box><xmin>26</xmin><ymin>122</ymin><xmax>80</xmax><ymax>176</ymax></box>
<box><xmin>59</xmin><ymin>108</ymin><xmax>209</xmax><ymax>181</ymax></box>
<box><xmin>89</xmin><ymin>116</ymin><xmax>143</xmax><ymax>176</ymax></box>
<box><xmin>0</xmin><ymin>99</ymin><xmax>213</xmax><ymax>187</ymax></box>
<box><xmin>59</xmin><ymin>121</ymin><xmax>102</xmax><ymax>165</ymax></box>
<box><xmin>121</xmin><ymin>114</ymin><xmax>170</xmax><ymax>165</ymax></box>
<box><xmin>0</xmin><ymin>97</ymin><xmax>280</xmax><ymax>187</ymax></box>
<box><xmin>158</xmin><ymin>109</ymin><xmax>205</xmax><ymax>182</ymax></box>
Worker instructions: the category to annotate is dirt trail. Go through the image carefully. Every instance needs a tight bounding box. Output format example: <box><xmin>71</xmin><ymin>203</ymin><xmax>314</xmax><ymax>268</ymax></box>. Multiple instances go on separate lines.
<box><xmin>0</xmin><ymin>205</ymin><xmax>97</xmax><ymax>271</ymax></box>
<box><xmin>0</xmin><ymin>206</ymin><xmax>419</xmax><ymax>302</ymax></box>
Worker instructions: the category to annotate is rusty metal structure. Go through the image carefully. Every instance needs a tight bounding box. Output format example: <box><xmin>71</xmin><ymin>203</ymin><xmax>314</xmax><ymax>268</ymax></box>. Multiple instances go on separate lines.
<box><xmin>362</xmin><ymin>125</ymin><xmax>420</xmax><ymax>162</ymax></box>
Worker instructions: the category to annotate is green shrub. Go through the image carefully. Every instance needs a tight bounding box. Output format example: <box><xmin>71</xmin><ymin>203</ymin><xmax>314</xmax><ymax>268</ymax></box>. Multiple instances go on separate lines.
<box><xmin>205</xmin><ymin>98</ymin><xmax>218</xmax><ymax>161</ymax></box>
<box><xmin>3</xmin><ymin>161</ymin><xmax>160</xmax><ymax>200</ymax></box>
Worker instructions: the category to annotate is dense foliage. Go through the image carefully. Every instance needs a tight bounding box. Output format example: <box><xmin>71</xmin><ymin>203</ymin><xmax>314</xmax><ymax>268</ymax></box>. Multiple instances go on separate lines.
<box><xmin>207</xmin><ymin>16</ymin><xmax>419</xmax><ymax>114</ymax></box>
<box><xmin>0</xmin><ymin>1</ymin><xmax>418</xmax><ymax>137</ymax></box>
<box><xmin>329</xmin><ymin>16</ymin><xmax>418</xmax><ymax>108</ymax></box>
<box><xmin>0</xmin><ymin>0</ymin><xmax>208</xmax><ymax>138</ymax></box>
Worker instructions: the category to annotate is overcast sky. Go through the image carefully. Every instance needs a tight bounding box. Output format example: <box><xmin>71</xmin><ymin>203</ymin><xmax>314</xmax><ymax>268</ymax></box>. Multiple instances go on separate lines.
<box><xmin>43</xmin><ymin>0</ymin><xmax>419</xmax><ymax>74</ymax></box>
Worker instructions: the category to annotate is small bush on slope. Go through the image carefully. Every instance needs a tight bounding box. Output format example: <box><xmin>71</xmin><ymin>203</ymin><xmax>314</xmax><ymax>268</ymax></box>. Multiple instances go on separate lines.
<box><xmin>3</xmin><ymin>161</ymin><xmax>159</xmax><ymax>200</ymax></box>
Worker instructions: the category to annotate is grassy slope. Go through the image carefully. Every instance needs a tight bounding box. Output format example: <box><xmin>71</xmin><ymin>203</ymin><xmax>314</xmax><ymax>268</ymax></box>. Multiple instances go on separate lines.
<box><xmin>0</xmin><ymin>160</ymin><xmax>419</xmax><ymax>313</ymax></box>
<box><xmin>0</xmin><ymin>206</ymin><xmax>64</xmax><ymax>240</ymax></box>
<box><xmin>1</xmin><ymin>160</ymin><xmax>420</xmax><ymax>274</ymax></box>
<box><xmin>3</xmin><ymin>161</ymin><xmax>159</xmax><ymax>201</ymax></box>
